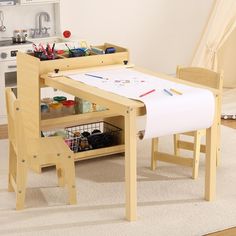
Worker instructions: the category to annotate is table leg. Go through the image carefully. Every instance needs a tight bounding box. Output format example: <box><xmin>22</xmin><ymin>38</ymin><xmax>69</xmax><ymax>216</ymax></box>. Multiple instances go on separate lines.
<box><xmin>125</xmin><ymin>107</ymin><xmax>137</xmax><ymax>221</ymax></box>
<box><xmin>205</xmin><ymin>112</ymin><xmax>217</xmax><ymax>201</ymax></box>
<box><xmin>216</xmin><ymin>94</ymin><xmax>222</xmax><ymax>167</ymax></box>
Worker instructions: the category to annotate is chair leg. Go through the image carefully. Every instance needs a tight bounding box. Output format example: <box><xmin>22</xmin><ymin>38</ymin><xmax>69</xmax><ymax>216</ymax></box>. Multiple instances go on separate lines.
<box><xmin>173</xmin><ymin>134</ymin><xmax>180</xmax><ymax>156</ymax></box>
<box><xmin>16</xmin><ymin>158</ymin><xmax>28</xmax><ymax>210</ymax></box>
<box><xmin>192</xmin><ymin>131</ymin><xmax>201</xmax><ymax>179</ymax></box>
<box><xmin>8</xmin><ymin>142</ymin><xmax>16</xmax><ymax>192</ymax></box>
<box><xmin>151</xmin><ymin>138</ymin><xmax>158</xmax><ymax>170</ymax></box>
<box><xmin>216</xmin><ymin>121</ymin><xmax>221</xmax><ymax>167</ymax></box>
<box><xmin>64</xmin><ymin>156</ymin><xmax>77</xmax><ymax>205</ymax></box>
<box><xmin>56</xmin><ymin>163</ymin><xmax>65</xmax><ymax>187</ymax></box>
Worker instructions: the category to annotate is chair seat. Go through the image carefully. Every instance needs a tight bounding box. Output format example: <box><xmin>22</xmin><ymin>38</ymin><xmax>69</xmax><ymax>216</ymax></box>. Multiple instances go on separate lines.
<box><xmin>28</xmin><ymin>136</ymin><xmax>72</xmax><ymax>156</ymax></box>
<box><xmin>26</xmin><ymin>136</ymin><xmax>74</xmax><ymax>167</ymax></box>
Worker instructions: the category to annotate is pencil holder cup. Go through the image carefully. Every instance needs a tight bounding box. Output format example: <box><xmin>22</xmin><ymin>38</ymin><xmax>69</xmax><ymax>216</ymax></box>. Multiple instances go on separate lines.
<box><xmin>34</xmin><ymin>51</ymin><xmax>43</xmax><ymax>59</ymax></box>
<box><xmin>69</xmin><ymin>48</ymin><xmax>86</xmax><ymax>58</ymax></box>
<box><xmin>33</xmin><ymin>51</ymin><xmax>58</xmax><ymax>61</ymax></box>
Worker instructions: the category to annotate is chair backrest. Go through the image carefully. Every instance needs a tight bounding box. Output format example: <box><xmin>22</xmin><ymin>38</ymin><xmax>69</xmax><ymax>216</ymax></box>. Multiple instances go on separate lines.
<box><xmin>5</xmin><ymin>88</ymin><xmax>15</xmax><ymax>144</ymax></box>
<box><xmin>176</xmin><ymin>66</ymin><xmax>223</xmax><ymax>90</ymax></box>
<box><xmin>6</xmin><ymin>88</ymin><xmax>74</xmax><ymax>167</ymax></box>
<box><xmin>5</xmin><ymin>88</ymin><xmax>26</xmax><ymax>159</ymax></box>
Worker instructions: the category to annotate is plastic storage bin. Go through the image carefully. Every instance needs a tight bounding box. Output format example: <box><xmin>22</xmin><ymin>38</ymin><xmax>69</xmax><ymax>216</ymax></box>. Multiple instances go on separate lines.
<box><xmin>62</xmin><ymin>100</ymin><xmax>75</xmax><ymax>115</ymax></box>
<box><xmin>49</xmin><ymin>102</ymin><xmax>63</xmax><ymax>115</ymax></box>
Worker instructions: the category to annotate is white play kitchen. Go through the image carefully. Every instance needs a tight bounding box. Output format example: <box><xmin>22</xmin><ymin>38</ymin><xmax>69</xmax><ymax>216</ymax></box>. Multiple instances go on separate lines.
<box><xmin>0</xmin><ymin>0</ymin><xmax>77</xmax><ymax>126</ymax></box>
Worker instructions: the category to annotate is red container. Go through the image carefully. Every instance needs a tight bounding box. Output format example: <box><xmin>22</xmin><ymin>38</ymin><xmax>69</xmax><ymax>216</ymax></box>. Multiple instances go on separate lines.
<box><xmin>62</xmin><ymin>100</ymin><xmax>75</xmax><ymax>115</ymax></box>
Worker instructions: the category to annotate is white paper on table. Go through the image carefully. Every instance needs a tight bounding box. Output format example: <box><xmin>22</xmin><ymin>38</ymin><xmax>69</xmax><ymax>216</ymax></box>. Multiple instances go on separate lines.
<box><xmin>67</xmin><ymin>68</ymin><xmax>215</xmax><ymax>139</ymax></box>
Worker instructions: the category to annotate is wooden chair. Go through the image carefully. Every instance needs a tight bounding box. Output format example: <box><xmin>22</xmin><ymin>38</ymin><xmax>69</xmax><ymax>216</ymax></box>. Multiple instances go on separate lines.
<box><xmin>6</xmin><ymin>88</ymin><xmax>77</xmax><ymax>210</ymax></box>
<box><xmin>151</xmin><ymin>66</ymin><xmax>223</xmax><ymax>179</ymax></box>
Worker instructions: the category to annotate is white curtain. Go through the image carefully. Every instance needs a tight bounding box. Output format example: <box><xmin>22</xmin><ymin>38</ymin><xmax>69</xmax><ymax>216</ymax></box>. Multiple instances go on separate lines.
<box><xmin>191</xmin><ymin>0</ymin><xmax>236</xmax><ymax>71</ymax></box>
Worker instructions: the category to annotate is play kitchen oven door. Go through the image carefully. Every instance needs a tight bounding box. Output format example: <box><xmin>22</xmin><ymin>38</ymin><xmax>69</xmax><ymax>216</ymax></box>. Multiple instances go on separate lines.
<box><xmin>0</xmin><ymin>60</ymin><xmax>16</xmax><ymax>124</ymax></box>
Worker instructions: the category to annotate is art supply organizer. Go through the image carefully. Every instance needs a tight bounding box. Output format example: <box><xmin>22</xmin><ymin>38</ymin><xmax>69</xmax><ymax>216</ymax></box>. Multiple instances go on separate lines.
<box><xmin>17</xmin><ymin>43</ymin><xmax>128</xmax><ymax>172</ymax></box>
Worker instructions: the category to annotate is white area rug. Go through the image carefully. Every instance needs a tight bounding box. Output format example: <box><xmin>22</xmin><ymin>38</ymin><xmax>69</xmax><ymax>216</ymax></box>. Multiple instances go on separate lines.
<box><xmin>0</xmin><ymin>126</ymin><xmax>236</xmax><ymax>236</ymax></box>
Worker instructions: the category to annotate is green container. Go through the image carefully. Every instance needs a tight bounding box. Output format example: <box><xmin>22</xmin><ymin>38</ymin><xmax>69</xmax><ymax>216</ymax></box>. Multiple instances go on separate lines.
<box><xmin>53</xmin><ymin>96</ymin><xmax>67</xmax><ymax>103</ymax></box>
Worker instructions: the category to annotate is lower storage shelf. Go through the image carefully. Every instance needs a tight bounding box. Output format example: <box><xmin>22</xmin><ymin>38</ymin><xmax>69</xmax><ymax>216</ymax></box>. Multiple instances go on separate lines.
<box><xmin>43</xmin><ymin>121</ymin><xmax>122</xmax><ymax>153</ymax></box>
<box><xmin>74</xmin><ymin>144</ymin><xmax>125</xmax><ymax>161</ymax></box>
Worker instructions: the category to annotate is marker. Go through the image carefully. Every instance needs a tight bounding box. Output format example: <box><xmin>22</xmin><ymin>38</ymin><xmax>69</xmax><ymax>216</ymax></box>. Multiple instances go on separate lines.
<box><xmin>139</xmin><ymin>89</ymin><xmax>156</xmax><ymax>98</ymax></box>
<box><xmin>163</xmin><ymin>89</ymin><xmax>173</xmax><ymax>96</ymax></box>
<box><xmin>65</xmin><ymin>43</ymin><xmax>73</xmax><ymax>53</ymax></box>
<box><xmin>39</xmin><ymin>43</ymin><xmax>48</xmax><ymax>55</ymax></box>
<box><xmin>85</xmin><ymin>73</ymin><xmax>104</xmax><ymax>79</ymax></box>
<box><xmin>32</xmin><ymin>43</ymin><xmax>38</xmax><ymax>52</ymax></box>
<box><xmin>52</xmin><ymin>43</ymin><xmax>55</xmax><ymax>52</ymax></box>
<box><xmin>47</xmin><ymin>43</ymin><xmax>52</xmax><ymax>55</ymax></box>
<box><xmin>170</xmin><ymin>88</ymin><xmax>182</xmax><ymax>95</ymax></box>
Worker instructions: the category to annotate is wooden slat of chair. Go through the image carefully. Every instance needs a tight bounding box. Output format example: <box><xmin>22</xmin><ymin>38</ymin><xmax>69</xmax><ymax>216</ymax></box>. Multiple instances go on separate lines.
<box><xmin>151</xmin><ymin>67</ymin><xmax>223</xmax><ymax>179</ymax></box>
<box><xmin>176</xmin><ymin>66</ymin><xmax>222</xmax><ymax>90</ymax></box>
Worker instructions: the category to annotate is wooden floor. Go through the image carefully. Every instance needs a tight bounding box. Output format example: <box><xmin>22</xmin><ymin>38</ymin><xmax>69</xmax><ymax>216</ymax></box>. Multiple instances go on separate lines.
<box><xmin>205</xmin><ymin>227</ymin><xmax>236</xmax><ymax>236</ymax></box>
<box><xmin>221</xmin><ymin>119</ymin><xmax>236</xmax><ymax>129</ymax></box>
<box><xmin>0</xmin><ymin>124</ymin><xmax>8</xmax><ymax>139</ymax></box>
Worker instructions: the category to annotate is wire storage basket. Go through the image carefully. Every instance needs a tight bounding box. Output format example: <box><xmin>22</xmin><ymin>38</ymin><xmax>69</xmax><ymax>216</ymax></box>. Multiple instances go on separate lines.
<box><xmin>65</xmin><ymin>121</ymin><xmax>122</xmax><ymax>152</ymax></box>
<box><xmin>42</xmin><ymin>121</ymin><xmax>122</xmax><ymax>153</ymax></box>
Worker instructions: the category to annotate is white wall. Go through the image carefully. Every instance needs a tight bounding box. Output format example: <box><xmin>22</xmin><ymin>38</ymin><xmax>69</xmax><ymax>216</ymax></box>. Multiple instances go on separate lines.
<box><xmin>0</xmin><ymin>4</ymin><xmax>56</xmax><ymax>39</ymax></box>
<box><xmin>60</xmin><ymin>0</ymin><xmax>214</xmax><ymax>74</ymax></box>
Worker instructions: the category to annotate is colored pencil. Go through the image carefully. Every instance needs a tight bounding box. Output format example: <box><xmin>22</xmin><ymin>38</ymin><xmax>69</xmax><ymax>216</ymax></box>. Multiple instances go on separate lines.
<box><xmin>32</xmin><ymin>43</ymin><xmax>38</xmax><ymax>52</ymax></box>
<box><xmin>163</xmin><ymin>89</ymin><xmax>173</xmax><ymax>96</ymax></box>
<box><xmin>85</xmin><ymin>73</ymin><xmax>104</xmax><ymax>79</ymax></box>
<box><xmin>170</xmin><ymin>88</ymin><xmax>183</xmax><ymax>95</ymax></box>
<box><xmin>139</xmin><ymin>89</ymin><xmax>156</xmax><ymax>98</ymax></box>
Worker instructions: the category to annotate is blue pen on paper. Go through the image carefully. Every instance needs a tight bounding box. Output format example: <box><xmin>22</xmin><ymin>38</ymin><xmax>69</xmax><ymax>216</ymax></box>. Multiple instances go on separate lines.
<box><xmin>163</xmin><ymin>89</ymin><xmax>173</xmax><ymax>96</ymax></box>
<box><xmin>85</xmin><ymin>73</ymin><xmax>104</xmax><ymax>79</ymax></box>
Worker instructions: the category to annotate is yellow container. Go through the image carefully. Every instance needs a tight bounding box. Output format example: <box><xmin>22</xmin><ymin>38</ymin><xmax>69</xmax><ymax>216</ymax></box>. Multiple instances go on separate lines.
<box><xmin>49</xmin><ymin>102</ymin><xmax>63</xmax><ymax>115</ymax></box>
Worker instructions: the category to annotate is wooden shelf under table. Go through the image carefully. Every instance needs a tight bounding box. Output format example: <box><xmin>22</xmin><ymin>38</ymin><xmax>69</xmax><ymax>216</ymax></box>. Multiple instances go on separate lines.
<box><xmin>40</xmin><ymin>109</ymin><xmax>120</xmax><ymax>130</ymax></box>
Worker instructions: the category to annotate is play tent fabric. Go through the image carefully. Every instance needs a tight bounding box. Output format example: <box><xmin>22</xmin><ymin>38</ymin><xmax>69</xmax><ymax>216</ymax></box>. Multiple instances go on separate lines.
<box><xmin>191</xmin><ymin>0</ymin><xmax>236</xmax><ymax>71</ymax></box>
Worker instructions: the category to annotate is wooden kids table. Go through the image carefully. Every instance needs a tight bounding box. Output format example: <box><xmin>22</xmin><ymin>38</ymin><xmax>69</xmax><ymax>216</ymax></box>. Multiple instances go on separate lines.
<box><xmin>16</xmin><ymin>46</ymin><xmax>218</xmax><ymax>221</ymax></box>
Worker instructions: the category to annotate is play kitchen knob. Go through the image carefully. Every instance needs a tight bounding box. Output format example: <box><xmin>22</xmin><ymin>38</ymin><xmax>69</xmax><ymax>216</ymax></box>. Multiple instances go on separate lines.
<box><xmin>1</xmin><ymin>52</ymin><xmax>7</xmax><ymax>59</ymax></box>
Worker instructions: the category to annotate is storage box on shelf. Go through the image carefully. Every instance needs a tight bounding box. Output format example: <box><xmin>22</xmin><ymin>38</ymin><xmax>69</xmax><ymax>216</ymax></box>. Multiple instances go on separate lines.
<box><xmin>17</xmin><ymin>43</ymin><xmax>128</xmax><ymax>172</ymax></box>
<box><xmin>32</xmin><ymin>43</ymin><xmax>128</xmax><ymax>61</ymax></box>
